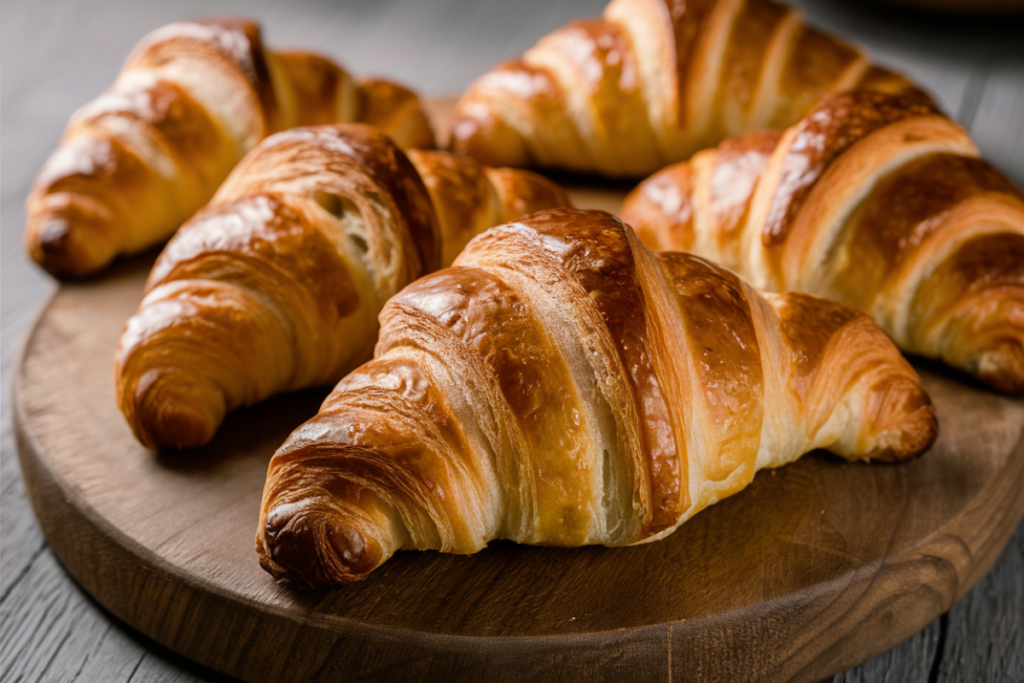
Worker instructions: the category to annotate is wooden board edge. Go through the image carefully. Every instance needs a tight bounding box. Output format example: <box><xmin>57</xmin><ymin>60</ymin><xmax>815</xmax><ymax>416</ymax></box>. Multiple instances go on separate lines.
<box><xmin>14</xmin><ymin>294</ymin><xmax>1024</xmax><ymax>683</ymax></box>
<box><xmin>786</xmin><ymin>426</ymin><xmax>1024</xmax><ymax>681</ymax></box>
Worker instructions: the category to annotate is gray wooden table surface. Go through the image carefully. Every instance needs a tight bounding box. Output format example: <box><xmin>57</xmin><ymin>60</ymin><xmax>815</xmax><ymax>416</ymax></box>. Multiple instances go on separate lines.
<box><xmin>1</xmin><ymin>0</ymin><xmax>1021</xmax><ymax>681</ymax></box>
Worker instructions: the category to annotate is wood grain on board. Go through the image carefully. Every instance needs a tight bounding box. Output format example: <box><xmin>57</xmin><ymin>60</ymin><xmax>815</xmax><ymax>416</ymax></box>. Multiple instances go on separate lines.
<box><xmin>12</xmin><ymin>175</ymin><xmax>1024</xmax><ymax>681</ymax></box>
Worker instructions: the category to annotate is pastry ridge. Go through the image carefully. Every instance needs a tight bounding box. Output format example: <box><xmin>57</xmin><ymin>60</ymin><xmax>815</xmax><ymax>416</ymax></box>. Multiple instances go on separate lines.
<box><xmin>256</xmin><ymin>209</ymin><xmax>937</xmax><ymax>587</ymax></box>
<box><xmin>25</xmin><ymin>18</ymin><xmax>435</xmax><ymax>278</ymax></box>
<box><xmin>621</xmin><ymin>90</ymin><xmax>1024</xmax><ymax>393</ymax></box>
<box><xmin>114</xmin><ymin>124</ymin><xmax>571</xmax><ymax>450</ymax></box>
<box><xmin>451</xmin><ymin>0</ymin><xmax>919</xmax><ymax>177</ymax></box>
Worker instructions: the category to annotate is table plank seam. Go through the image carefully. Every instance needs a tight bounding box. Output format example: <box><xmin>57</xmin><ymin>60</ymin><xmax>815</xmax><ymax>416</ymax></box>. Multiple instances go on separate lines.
<box><xmin>122</xmin><ymin>650</ymin><xmax>146</xmax><ymax>683</ymax></box>
<box><xmin>927</xmin><ymin>612</ymin><xmax>949</xmax><ymax>683</ymax></box>
<box><xmin>0</xmin><ymin>539</ymin><xmax>48</xmax><ymax>604</ymax></box>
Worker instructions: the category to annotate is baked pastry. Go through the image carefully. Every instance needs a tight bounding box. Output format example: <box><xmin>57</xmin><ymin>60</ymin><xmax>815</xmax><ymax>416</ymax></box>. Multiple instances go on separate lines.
<box><xmin>256</xmin><ymin>209</ymin><xmax>937</xmax><ymax>587</ymax></box>
<box><xmin>451</xmin><ymin>0</ymin><xmax>917</xmax><ymax>177</ymax></box>
<box><xmin>114</xmin><ymin>124</ymin><xmax>570</xmax><ymax>450</ymax></box>
<box><xmin>620</xmin><ymin>90</ymin><xmax>1024</xmax><ymax>394</ymax></box>
<box><xmin>25</xmin><ymin>18</ymin><xmax>435</xmax><ymax>279</ymax></box>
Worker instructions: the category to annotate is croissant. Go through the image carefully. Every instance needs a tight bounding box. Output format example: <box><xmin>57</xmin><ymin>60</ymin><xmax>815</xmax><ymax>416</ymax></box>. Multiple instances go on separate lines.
<box><xmin>114</xmin><ymin>124</ymin><xmax>570</xmax><ymax>451</ymax></box>
<box><xmin>620</xmin><ymin>90</ymin><xmax>1024</xmax><ymax>394</ymax></box>
<box><xmin>450</xmin><ymin>0</ymin><xmax>918</xmax><ymax>178</ymax></box>
<box><xmin>256</xmin><ymin>209</ymin><xmax>937</xmax><ymax>587</ymax></box>
<box><xmin>25</xmin><ymin>18</ymin><xmax>435</xmax><ymax>279</ymax></box>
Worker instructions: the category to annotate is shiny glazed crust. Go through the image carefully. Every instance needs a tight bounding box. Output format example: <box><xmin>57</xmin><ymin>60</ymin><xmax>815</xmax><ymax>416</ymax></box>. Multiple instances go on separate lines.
<box><xmin>621</xmin><ymin>90</ymin><xmax>1024</xmax><ymax>393</ymax></box>
<box><xmin>113</xmin><ymin>125</ymin><xmax>570</xmax><ymax>450</ymax></box>
<box><xmin>25</xmin><ymin>18</ymin><xmax>435</xmax><ymax>279</ymax></box>
<box><xmin>256</xmin><ymin>209</ymin><xmax>937</xmax><ymax>587</ymax></box>
<box><xmin>451</xmin><ymin>0</ymin><xmax>917</xmax><ymax>177</ymax></box>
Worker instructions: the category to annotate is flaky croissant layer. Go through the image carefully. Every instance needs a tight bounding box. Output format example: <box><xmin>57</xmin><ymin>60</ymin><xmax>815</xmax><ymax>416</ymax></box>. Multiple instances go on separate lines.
<box><xmin>26</xmin><ymin>18</ymin><xmax>434</xmax><ymax>279</ymax></box>
<box><xmin>257</xmin><ymin>209</ymin><xmax>936</xmax><ymax>587</ymax></box>
<box><xmin>452</xmin><ymin>0</ymin><xmax>917</xmax><ymax>177</ymax></box>
<box><xmin>114</xmin><ymin>124</ymin><xmax>570</xmax><ymax>450</ymax></box>
<box><xmin>621</xmin><ymin>90</ymin><xmax>1024</xmax><ymax>393</ymax></box>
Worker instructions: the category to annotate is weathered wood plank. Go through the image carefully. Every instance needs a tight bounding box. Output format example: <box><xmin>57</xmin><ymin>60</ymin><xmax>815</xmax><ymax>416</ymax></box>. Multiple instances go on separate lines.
<box><xmin>0</xmin><ymin>546</ymin><xmax>237</xmax><ymax>683</ymax></box>
<box><xmin>0</xmin><ymin>548</ymin><xmax>136</xmax><ymax>682</ymax></box>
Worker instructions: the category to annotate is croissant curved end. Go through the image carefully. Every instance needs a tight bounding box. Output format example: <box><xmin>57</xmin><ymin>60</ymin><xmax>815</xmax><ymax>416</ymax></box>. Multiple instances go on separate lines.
<box><xmin>862</xmin><ymin>374</ymin><xmax>938</xmax><ymax>463</ymax></box>
<box><xmin>933</xmin><ymin>286</ymin><xmax>1024</xmax><ymax>395</ymax></box>
<box><xmin>125</xmin><ymin>368</ymin><xmax>225</xmax><ymax>450</ymax></box>
<box><xmin>26</xmin><ymin>205</ymin><xmax>119</xmax><ymax>278</ymax></box>
<box><xmin>961</xmin><ymin>302</ymin><xmax>1024</xmax><ymax>395</ymax></box>
<box><xmin>974</xmin><ymin>339</ymin><xmax>1024</xmax><ymax>395</ymax></box>
<box><xmin>258</xmin><ymin>501</ymin><xmax>386</xmax><ymax>588</ymax></box>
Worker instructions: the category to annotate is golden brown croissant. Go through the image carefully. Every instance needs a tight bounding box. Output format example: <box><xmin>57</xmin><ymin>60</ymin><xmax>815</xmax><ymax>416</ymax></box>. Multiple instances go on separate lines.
<box><xmin>114</xmin><ymin>124</ymin><xmax>570</xmax><ymax>451</ymax></box>
<box><xmin>25</xmin><ymin>18</ymin><xmax>435</xmax><ymax>279</ymax></box>
<box><xmin>620</xmin><ymin>90</ymin><xmax>1024</xmax><ymax>394</ymax></box>
<box><xmin>256</xmin><ymin>209</ymin><xmax>937</xmax><ymax>587</ymax></box>
<box><xmin>451</xmin><ymin>0</ymin><xmax>917</xmax><ymax>178</ymax></box>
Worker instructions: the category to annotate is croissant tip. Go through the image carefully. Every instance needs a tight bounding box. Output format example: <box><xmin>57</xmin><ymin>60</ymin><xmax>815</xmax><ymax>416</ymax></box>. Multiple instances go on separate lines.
<box><xmin>143</xmin><ymin>406</ymin><xmax>215</xmax><ymax>451</ymax></box>
<box><xmin>36</xmin><ymin>216</ymin><xmax>72</xmax><ymax>251</ymax></box>
<box><xmin>27</xmin><ymin>212</ymin><xmax>113</xmax><ymax>279</ymax></box>
<box><xmin>129</xmin><ymin>377</ymin><xmax>221</xmax><ymax>451</ymax></box>
<box><xmin>327</xmin><ymin>520</ymin><xmax>384</xmax><ymax>580</ymax></box>
<box><xmin>867</xmin><ymin>377</ymin><xmax>939</xmax><ymax>463</ymax></box>
<box><xmin>27</xmin><ymin>217</ymin><xmax>82</xmax><ymax>278</ymax></box>
<box><xmin>974</xmin><ymin>343</ymin><xmax>1024</xmax><ymax>395</ymax></box>
<box><xmin>259</xmin><ymin>502</ymin><xmax>384</xmax><ymax>588</ymax></box>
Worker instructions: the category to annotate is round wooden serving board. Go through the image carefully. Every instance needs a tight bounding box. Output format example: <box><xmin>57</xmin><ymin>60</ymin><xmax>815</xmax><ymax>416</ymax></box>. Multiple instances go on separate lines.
<box><xmin>15</xmin><ymin>100</ymin><xmax>1024</xmax><ymax>683</ymax></box>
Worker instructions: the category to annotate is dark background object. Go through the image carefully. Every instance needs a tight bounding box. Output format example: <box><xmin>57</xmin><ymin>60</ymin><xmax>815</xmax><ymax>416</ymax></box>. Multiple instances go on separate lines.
<box><xmin>1</xmin><ymin>0</ymin><xmax>1021</xmax><ymax>681</ymax></box>
<box><xmin>871</xmin><ymin>0</ymin><xmax>1024</xmax><ymax>14</ymax></box>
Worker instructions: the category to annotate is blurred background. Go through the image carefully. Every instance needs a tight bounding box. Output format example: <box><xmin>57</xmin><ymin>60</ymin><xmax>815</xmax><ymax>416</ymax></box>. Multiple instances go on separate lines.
<box><xmin>2</xmin><ymin>0</ymin><xmax>1022</xmax><ymax>681</ymax></box>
